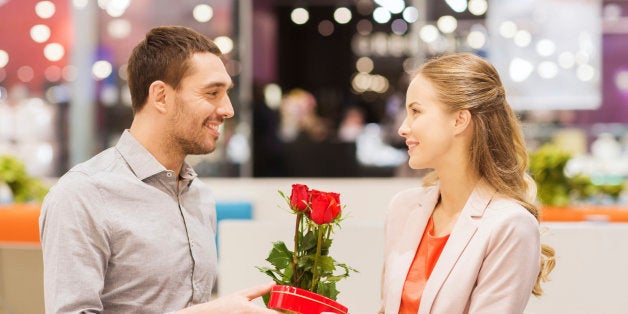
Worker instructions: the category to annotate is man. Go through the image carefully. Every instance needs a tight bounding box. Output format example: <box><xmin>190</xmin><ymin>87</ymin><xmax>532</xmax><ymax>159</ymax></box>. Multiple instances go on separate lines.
<box><xmin>39</xmin><ymin>26</ymin><xmax>276</xmax><ymax>313</ymax></box>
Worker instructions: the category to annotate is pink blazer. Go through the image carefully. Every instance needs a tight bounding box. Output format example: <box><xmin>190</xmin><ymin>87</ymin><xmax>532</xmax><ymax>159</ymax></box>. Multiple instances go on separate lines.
<box><xmin>380</xmin><ymin>181</ymin><xmax>540</xmax><ymax>314</ymax></box>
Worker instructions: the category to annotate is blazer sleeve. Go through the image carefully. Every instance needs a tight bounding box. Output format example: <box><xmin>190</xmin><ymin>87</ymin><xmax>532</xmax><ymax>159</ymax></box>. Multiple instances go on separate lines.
<box><xmin>467</xmin><ymin>208</ymin><xmax>541</xmax><ymax>313</ymax></box>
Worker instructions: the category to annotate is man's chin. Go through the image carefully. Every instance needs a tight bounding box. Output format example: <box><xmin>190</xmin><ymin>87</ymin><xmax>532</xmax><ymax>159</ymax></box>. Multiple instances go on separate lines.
<box><xmin>186</xmin><ymin>146</ymin><xmax>216</xmax><ymax>156</ymax></box>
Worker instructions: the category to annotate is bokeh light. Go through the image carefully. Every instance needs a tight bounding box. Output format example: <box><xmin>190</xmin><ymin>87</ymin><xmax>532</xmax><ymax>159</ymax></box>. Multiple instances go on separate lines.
<box><xmin>107</xmin><ymin>19</ymin><xmax>132</xmax><ymax>39</ymax></box>
<box><xmin>44</xmin><ymin>43</ymin><xmax>65</xmax><ymax>61</ymax></box>
<box><xmin>263</xmin><ymin>83</ymin><xmax>282</xmax><ymax>109</ymax></box>
<box><xmin>419</xmin><ymin>25</ymin><xmax>439</xmax><ymax>43</ymax></box>
<box><xmin>373</xmin><ymin>7</ymin><xmax>391</xmax><ymax>24</ymax></box>
<box><xmin>509</xmin><ymin>58</ymin><xmax>534</xmax><ymax>82</ymax></box>
<box><xmin>214</xmin><ymin>36</ymin><xmax>234</xmax><ymax>54</ymax></box>
<box><xmin>499</xmin><ymin>21</ymin><xmax>517</xmax><ymax>38</ymax></box>
<box><xmin>437</xmin><ymin>16</ymin><xmax>457</xmax><ymax>34</ymax></box>
<box><xmin>35</xmin><ymin>1</ymin><xmax>55</xmax><ymax>19</ymax></box>
<box><xmin>92</xmin><ymin>60</ymin><xmax>113</xmax><ymax>80</ymax></box>
<box><xmin>356</xmin><ymin>56</ymin><xmax>374</xmax><ymax>73</ymax></box>
<box><xmin>318</xmin><ymin>20</ymin><xmax>334</xmax><ymax>36</ymax></box>
<box><xmin>44</xmin><ymin>65</ymin><xmax>62</xmax><ymax>82</ymax></box>
<box><xmin>356</xmin><ymin>19</ymin><xmax>372</xmax><ymax>35</ymax></box>
<box><xmin>291</xmin><ymin>8</ymin><xmax>309</xmax><ymax>25</ymax></box>
<box><xmin>17</xmin><ymin>66</ymin><xmax>35</xmax><ymax>83</ymax></box>
<box><xmin>31</xmin><ymin>24</ymin><xmax>51</xmax><ymax>43</ymax></box>
<box><xmin>402</xmin><ymin>6</ymin><xmax>418</xmax><ymax>23</ymax></box>
<box><xmin>468</xmin><ymin>0</ymin><xmax>488</xmax><ymax>16</ymax></box>
<box><xmin>538</xmin><ymin>61</ymin><xmax>558</xmax><ymax>79</ymax></box>
<box><xmin>334</xmin><ymin>7</ymin><xmax>352</xmax><ymax>24</ymax></box>
<box><xmin>193</xmin><ymin>4</ymin><xmax>214</xmax><ymax>23</ymax></box>
<box><xmin>0</xmin><ymin>50</ymin><xmax>8</xmax><ymax>68</ymax></box>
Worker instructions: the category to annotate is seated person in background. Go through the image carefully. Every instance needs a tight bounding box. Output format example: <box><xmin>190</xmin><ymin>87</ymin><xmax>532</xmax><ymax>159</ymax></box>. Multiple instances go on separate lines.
<box><xmin>278</xmin><ymin>88</ymin><xmax>332</xmax><ymax>143</ymax></box>
<box><xmin>380</xmin><ymin>53</ymin><xmax>555</xmax><ymax>314</ymax></box>
<box><xmin>39</xmin><ymin>25</ymin><xmax>276</xmax><ymax>314</ymax></box>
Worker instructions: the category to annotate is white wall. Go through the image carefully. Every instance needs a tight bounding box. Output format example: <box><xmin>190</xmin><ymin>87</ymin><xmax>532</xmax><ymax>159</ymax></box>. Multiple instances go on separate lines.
<box><xmin>203</xmin><ymin>178</ymin><xmax>420</xmax><ymax>223</ymax></box>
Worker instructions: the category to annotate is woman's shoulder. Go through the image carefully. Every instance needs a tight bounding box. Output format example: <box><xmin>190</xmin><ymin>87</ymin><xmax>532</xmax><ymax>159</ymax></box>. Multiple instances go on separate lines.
<box><xmin>385</xmin><ymin>184</ymin><xmax>437</xmax><ymax>220</ymax></box>
<box><xmin>483</xmin><ymin>197</ymin><xmax>539</xmax><ymax>233</ymax></box>
<box><xmin>390</xmin><ymin>185</ymin><xmax>436</xmax><ymax>206</ymax></box>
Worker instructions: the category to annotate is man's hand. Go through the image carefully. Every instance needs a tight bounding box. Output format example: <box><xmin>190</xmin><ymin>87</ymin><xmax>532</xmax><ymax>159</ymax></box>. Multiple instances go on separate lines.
<box><xmin>176</xmin><ymin>282</ymin><xmax>278</xmax><ymax>314</ymax></box>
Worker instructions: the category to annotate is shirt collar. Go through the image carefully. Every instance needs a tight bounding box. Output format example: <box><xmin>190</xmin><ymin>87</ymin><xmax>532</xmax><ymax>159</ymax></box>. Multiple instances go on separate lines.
<box><xmin>115</xmin><ymin>130</ymin><xmax>168</xmax><ymax>181</ymax></box>
<box><xmin>115</xmin><ymin>130</ymin><xmax>199</xmax><ymax>182</ymax></box>
<box><xmin>180</xmin><ymin>162</ymin><xmax>198</xmax><ymax>183</ymax></box>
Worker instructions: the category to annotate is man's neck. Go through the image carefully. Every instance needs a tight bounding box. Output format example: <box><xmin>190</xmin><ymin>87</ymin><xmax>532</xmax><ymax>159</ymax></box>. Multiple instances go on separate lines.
<box><xmin>128</xmin><ymin>125</ymin><xmax>184</xmax><ymax>178</ymax></box>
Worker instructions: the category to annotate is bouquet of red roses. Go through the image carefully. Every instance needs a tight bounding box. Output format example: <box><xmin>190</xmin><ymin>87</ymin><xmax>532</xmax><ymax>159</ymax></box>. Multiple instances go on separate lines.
<box><xmin>258</xmin><ymin>184</ymin><xmax>356</xmax><ymax>313</ymax></box>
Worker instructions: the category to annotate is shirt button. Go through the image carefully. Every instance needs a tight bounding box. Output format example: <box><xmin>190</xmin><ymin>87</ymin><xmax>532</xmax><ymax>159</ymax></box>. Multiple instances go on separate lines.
<box><xmin>166</xmin><ymin>172</ymin><xmax>173</xmax><ymax>177</ymax></box>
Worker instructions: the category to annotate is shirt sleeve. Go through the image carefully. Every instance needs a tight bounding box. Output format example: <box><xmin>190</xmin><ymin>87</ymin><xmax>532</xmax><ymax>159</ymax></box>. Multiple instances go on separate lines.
<box><xmin>39</xmin><ymin>174</ymin><xmax>111</xmax><ymax>314</ymax></box>
<box><xmin>467</xmin><ymin>210</ymin><xmax>541</xmax><ymax>313</ymax></box>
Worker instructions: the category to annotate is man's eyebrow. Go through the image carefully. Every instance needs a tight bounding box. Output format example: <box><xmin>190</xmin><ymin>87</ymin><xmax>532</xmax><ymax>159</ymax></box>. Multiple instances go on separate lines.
<box><xmin>204</xmin><ymin>82</ymin><xmax>235</xmax><ymax>90</ymax></box>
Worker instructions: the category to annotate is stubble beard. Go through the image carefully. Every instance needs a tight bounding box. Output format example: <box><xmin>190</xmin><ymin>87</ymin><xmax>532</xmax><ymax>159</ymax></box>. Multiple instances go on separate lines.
<box><xmin>170</xmin><ymin>99</ymin><xmax>217</xmax><ymax>156</ymax></box>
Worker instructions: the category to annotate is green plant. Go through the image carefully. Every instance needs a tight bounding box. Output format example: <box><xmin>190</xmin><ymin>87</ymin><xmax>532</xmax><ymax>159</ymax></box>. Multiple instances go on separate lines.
<box><xmin>529</xmin><ymin>143</ymin><xmax>624</xmax><ymax>206</ymax></box>
<box><xmin>0</xmin><ymin>155</ymin><xmax>49</xmax><ymax>203</ymax></box>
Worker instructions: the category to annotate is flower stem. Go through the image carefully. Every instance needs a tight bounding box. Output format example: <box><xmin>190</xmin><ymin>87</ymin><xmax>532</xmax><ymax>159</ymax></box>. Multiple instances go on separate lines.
<box><xmin>310</xmin><ymin>225</ymin><xmax>324</xmax><ymax>292</ymax></box>
<box><xmin>293</xmin><ymin>213</ymin><xmax>301</xmax><ymax>286</ymax></box>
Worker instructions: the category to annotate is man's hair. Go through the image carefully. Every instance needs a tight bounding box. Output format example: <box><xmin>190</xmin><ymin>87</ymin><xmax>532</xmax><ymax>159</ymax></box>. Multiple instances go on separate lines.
<box><xmin>126</xmin><ymin>25</ymin><xmax>222</xmax><ymax>112</ymax></box>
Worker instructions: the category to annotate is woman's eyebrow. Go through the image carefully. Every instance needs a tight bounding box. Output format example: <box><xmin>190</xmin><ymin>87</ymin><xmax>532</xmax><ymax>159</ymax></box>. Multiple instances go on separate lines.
<box><xmin>406</xmin><ymin>101</ymin><xmax>422</xmax><ymax>109</ymax></box>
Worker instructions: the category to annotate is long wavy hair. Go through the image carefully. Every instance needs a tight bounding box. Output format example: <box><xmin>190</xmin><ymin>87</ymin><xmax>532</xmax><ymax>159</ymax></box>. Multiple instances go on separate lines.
<box><xmin>416</xmin><ymin>53</ymin><xmax>555</xmax><ymax>296</ymax></box>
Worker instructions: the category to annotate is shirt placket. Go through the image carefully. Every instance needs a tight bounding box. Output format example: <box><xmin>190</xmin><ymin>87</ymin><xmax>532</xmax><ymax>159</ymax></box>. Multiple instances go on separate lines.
<box><xmin>176</xmin><ymin>177</ymin><xmax>205</xmax><ymax>303</ymax></box>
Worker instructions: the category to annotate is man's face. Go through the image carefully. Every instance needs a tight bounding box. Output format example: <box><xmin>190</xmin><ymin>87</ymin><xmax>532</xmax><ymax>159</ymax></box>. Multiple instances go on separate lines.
<box><xmin>167</xmin><ymin>52</ymin><xmax>234</xmax><ymax>155</ymax></box>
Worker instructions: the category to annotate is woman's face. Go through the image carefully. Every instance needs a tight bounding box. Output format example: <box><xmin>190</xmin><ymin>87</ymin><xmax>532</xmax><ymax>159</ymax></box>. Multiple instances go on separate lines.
<box><xmin>398</xmin><ymin>74</ymin><xmax>459</xmax><ymax>170</ymax></box>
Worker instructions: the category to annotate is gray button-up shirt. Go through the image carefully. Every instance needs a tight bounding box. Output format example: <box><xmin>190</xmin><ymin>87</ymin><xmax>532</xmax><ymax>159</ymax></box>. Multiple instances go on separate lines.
<box><xmin>39</xmin><ymin>130</ymin><xmax>218</xmax><ymax>313</ymax></box>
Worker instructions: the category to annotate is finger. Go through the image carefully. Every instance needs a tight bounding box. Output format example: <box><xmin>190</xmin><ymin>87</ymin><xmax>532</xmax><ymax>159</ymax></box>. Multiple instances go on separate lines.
<box><xmin>238</xmin><ymin>282</ymin><xmax>275</xmax><ymax>301</ymax></box>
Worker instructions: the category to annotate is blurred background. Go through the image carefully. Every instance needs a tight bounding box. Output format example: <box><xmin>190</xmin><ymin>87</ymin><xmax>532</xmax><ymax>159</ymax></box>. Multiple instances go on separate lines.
<box><xmin>0</xmin><ymin>0</ymin><xmax>627</xmax><ymax>187</ymax></box>
<box><xmin>2</xmin><ymin>1</ymin><xmax>628</xmax><ymax>313</ymax></box>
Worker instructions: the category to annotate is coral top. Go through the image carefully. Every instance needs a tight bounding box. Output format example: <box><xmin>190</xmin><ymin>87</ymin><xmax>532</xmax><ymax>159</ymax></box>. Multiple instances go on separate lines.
<box><xmin>399</xmin><ymin>216</ymin><xmax>450</xmax><ymax>314</ymax></box>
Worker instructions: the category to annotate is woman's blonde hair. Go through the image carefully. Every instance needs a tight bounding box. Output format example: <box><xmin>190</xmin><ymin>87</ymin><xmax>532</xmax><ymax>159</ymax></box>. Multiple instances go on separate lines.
<box><xmin>416</xmin><ymin>53</ymin><xmax>555</xmax><ymax>296</ymax></box>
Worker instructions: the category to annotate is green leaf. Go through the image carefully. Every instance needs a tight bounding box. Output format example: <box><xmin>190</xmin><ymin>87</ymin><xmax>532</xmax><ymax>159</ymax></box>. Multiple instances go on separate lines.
<box><xmin>297</xmin><ymin>255</ymin><xmax>315</xmax><ymax>270</ymax></box>
<box><xmin>281</xmin><ymin>263</ymin><xmax>294</xmax><ymax>283</ymax></box>
<box><xmin>262</xmin><ymin>292</ymin><xmax>270</xmax><ymax>306</ymax></box>
<box><xmin>316</xmin><ymin>281</ymin><xmax>339</xmax><ymax>300</ymax></box>
<box><xmin>255</xmin><ymin>266</ymin><xmax>282</xmax><ymax>283</ymax></box>
<box><xmin>301</xmin><ymin>231</ymin><xmax>318</xmax><ymax>252</ymax></box>
<box><xmin>317</xmin><ymin>255</ymin><xmax>336</xmax><ymax>273</ymax></box>
<box><xmin>266</xmin><ymin>241</ymin><xmax>292</xmax><ymax>269</ymax></box>
<box><xmin>336</xmin><ymin>262</ymin><xmax>359</xmax><ymax>274</ymax></box>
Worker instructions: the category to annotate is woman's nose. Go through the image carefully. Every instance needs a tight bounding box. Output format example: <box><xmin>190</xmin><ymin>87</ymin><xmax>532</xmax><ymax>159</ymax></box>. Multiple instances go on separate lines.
<box><xmin>397</xmin><ymin>120</ymin><xmax>409</xmax><ymax>137</ymax></box>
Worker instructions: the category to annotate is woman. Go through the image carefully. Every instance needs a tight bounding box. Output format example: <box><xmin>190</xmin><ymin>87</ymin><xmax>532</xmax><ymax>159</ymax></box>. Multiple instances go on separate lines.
<box><xmin>380</xmin><ymin>53</ymin><xmax>555</xmax><ymax>314</ymax></box>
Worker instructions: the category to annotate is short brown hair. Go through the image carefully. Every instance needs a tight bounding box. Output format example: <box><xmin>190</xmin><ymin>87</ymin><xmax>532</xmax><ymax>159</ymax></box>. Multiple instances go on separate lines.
<box><xmin>127</xmin><ymin>25</ymin><xmax>222</xmax><ymax>112</ymax></box>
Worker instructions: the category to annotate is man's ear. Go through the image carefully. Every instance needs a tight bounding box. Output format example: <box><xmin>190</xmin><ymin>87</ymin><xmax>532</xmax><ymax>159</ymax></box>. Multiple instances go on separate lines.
<box><xmin>147</xmin><ymin>80</ymin><xmax>168</xmax><ymax>114</ymax></box>
<box><xmin>453</xmin><ymin>109</ymin><xmax>472</xmax><ymax>135</ymax></box>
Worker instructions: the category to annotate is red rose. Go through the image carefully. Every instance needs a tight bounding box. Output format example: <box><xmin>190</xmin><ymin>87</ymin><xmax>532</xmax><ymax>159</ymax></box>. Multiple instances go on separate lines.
<box><xmin>308</xmin><ymin>190</ymin><xmax>342</xmax><ymax>225</ymax></box>
<box><xmin>290</xmin><ymin>184</ymin><xmax>310</xmax><ymax>212</ymax></box>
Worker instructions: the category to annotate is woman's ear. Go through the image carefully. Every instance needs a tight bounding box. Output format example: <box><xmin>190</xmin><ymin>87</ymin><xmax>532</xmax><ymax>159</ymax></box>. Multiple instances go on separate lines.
<box><xmin>453</xmin><ymin>109</ymin><xmax>472</xmax><ymax>135</ymax></box>
<box><xmin>147</xmin><ymin>80</ymin><xmax>168</xmax><ymax>114</ymax></box>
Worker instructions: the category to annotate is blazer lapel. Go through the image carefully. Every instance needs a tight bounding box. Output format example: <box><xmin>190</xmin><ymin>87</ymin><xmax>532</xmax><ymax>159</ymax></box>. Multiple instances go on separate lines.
<box><xmin>386</xmin><ymin>186</ymin><xmax>440</xmax><ymax>313</ymax></box>
<box><xmin>419</xmin><ymin>181</ymin><xmax>496</xmax><ymax>314</ymax></box>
